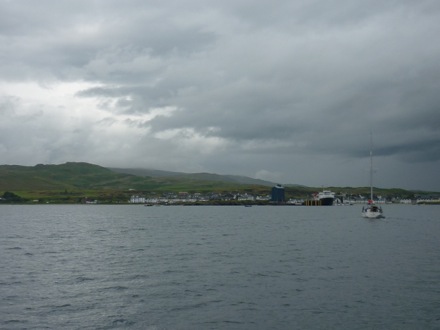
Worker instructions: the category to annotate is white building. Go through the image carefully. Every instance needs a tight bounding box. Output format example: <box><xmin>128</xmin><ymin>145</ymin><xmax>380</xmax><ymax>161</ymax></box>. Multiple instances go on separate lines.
<box><xmin>130</xmin><ymin>195</ymin><xmax>146</xmax><ymax>203</ymax></box>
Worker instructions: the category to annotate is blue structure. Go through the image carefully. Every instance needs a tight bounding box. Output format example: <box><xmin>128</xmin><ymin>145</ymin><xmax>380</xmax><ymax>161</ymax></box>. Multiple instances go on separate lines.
<box><xmin>271</xmin><ymin>184</ymin><xmax>285</xmax><ymax>203</ymax></box>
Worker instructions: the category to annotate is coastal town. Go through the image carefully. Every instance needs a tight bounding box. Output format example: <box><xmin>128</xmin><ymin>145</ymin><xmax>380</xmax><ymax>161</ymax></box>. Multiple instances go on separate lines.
<box><xmin>126</xmin><ymin>185</ymin><xmax>440</xmax><ymax>206</ymax></box>
<box><xmin>1</xmin><ymin>185</ymin><xmax>438</xmax><ymax>205</ymax></box>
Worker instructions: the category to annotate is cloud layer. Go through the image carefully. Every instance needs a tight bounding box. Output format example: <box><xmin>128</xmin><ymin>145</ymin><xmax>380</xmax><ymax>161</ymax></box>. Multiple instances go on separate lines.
<box><xmin>1</xmin><ymin>0</ymin><xmax>439</xmax><ymax>190</ymax></box>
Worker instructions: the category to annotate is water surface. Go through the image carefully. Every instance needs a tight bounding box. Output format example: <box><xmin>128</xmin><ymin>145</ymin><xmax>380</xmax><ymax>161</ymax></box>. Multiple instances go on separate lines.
<box><xmin>1</xmin><ymin>205</ymin><xmax>439</xmax><ymax>329</ymax></box>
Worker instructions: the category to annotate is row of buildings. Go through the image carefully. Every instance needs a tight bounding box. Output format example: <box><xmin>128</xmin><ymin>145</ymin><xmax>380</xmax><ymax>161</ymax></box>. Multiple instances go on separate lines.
<box><xmin>129</xmin><ymin>185</ymin><xmax>439</xmax><ymax>205</ymax></box>
<box><xmin>129</xmin><ymin>192</ymin><xmax>273</xmax><ymax>204</ymax></box>
<box><xmin>129</xmin><ymin>185</ymin><xmax>286</xmax><ymax>204</ymax></box>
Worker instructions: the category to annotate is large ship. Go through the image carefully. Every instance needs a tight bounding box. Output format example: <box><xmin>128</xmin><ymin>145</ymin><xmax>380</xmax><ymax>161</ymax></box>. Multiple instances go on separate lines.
<box><xmin>316</xmin><ymin>190</ymin><xmax>335</xmax><ymax>206</ymax></box>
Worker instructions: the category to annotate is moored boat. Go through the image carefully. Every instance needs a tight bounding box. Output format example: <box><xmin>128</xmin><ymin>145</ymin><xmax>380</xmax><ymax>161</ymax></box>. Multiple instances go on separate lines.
<box><xmin>362</xmin><ymin>201</ymin><xmax>384</xmax><ymax>218</ymax></box>
<box><xmin>361</xmin><ymin>133</ymin><xmax>385</xmax><ymax>219</ymax></box>
<box><xmin>317</xmin><ymin>190</ymin><xmax>335</xmax><ymax>206</ymax></box>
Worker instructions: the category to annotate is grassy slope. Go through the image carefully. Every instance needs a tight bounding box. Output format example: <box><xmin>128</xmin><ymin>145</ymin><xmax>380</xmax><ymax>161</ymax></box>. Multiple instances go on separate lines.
<box><xmin>0</xmin><ymin>163</ymin><xmax>137</xmax><ymax>190</ymax></box>
<box><xmin>109</xmin><ymin>167</ymin><xmax>275</xmax><ymax>186</ymax></box>
<box><xmin>0</xmin><ymin>162</ymin><xmax>262</xmax><ymax>202</ymax></box>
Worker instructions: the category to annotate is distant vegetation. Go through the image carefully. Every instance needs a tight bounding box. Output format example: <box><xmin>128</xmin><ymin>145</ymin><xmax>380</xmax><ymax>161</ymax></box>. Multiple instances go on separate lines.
<box><xmin>0</xmin><ymin>162</ymin><xmax>268</xmax><ymax>203</ymax></box>
<box><xmin>0</xmin><ymin>191</ymin><xmax>27</xmax><ymax>203</ymax></box>
<box><xmin>0</xmin><ymin>162</ymin><xmax>437</xmax><ymax>204</ymax></box>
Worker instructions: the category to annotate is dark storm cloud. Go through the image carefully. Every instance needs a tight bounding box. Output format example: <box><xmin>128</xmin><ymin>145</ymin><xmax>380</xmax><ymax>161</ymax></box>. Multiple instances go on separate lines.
<box><xmin>1</xmin><ymin>0</ymin><xmax>440</xmax><ymax>190</ymax></box>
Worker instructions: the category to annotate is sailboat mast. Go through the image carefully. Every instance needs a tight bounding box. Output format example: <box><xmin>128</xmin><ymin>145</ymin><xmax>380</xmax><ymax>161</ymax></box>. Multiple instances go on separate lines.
<box><xmin>370</xmin><ymin>147</ymin><xmax>373</xmax><ymax>201</ymax></box>
<box><xmin>369</xmin><ymin>132</ymin><xmax>373</xmax><ymax>201</ymax></box>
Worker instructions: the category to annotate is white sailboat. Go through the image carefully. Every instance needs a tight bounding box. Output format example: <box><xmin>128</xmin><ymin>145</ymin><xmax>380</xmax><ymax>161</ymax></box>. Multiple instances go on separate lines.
<box><xmin>361</xmin><ymin>134</ymin><xmax>384</xmax><ymax>219</ymax></box>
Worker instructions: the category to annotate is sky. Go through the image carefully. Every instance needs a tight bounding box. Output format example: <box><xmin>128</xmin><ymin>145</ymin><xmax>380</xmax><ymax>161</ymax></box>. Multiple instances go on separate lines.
<box><xmin>1</xmin><ymin>0</ymin><xmax>439</xmax><ymax>191</ymax></box>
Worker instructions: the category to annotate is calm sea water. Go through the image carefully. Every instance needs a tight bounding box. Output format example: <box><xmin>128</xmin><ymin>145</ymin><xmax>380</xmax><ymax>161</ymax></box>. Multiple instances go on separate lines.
<box><xmin>1</xmin><ymin>204</ymin><xmax>439</xmax><ymax>329</ymax></box>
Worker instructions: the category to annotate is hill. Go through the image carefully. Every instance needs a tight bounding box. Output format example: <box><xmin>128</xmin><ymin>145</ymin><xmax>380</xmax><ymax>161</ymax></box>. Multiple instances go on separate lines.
<box><xmin>0</xmin><ymin>162</ymin><xmax>269</xmax><ymax>202</ymax></box>
<box><xmin>0</xmin><ymin>162</ymin><xmax>145</xmax><ymax>191</ymax></box>
<box><xmin>108</xmin><ymin>167</ymin><xmax>276</xmax><ymax>186</ymax></box>
<box><xmin>0</xmin><ymin>162</ymin><xmax>437</xmax><ymax>203</ymax></box>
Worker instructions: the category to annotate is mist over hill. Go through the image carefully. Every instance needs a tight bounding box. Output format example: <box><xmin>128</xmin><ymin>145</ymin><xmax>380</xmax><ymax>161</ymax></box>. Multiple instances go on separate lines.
<box><xmin>108</xmin><ymin>167</ymin><xmax>276</xmax><ymax>186</ymax></box>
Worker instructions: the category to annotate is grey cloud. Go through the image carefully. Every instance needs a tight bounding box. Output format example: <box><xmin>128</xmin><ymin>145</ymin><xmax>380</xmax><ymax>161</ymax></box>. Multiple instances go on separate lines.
<box><xmin>1</xmin><ymin>0</ymin><xmax>439</xmax><ymax>190</ymax></box>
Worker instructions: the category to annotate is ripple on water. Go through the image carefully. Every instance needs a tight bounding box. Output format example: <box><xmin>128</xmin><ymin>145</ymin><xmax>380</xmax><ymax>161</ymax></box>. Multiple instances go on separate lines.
<box><xmin>1</xmin><ymin>205</ymin><xmax>439</xmax><ymax>329</ymax></box>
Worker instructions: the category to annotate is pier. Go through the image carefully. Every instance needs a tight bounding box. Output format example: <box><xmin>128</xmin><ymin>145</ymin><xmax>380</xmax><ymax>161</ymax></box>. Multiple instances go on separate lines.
<box><xmin>304</xmin><ymin>199</ymin><xmax>323</xmax><ymax>206</ymax></box>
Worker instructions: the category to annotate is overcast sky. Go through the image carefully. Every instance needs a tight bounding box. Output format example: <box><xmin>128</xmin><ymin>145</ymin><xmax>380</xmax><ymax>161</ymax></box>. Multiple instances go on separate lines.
<box><xmin>1</xmin><ymin>0</ymin><xmax>439</xmax><ymax>191</ymax></box>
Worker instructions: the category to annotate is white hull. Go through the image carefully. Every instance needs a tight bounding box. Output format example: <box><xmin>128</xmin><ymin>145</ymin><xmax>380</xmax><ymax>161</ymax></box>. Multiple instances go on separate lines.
<box><xmin>362</xmin><ymin>211</ymin><xmax>384</xmax><ymax>219</ymax></box>
<box><xmin>362</xmin><ymin>205</ymin><xmax>384</xmax><ymax>219</ymax></box>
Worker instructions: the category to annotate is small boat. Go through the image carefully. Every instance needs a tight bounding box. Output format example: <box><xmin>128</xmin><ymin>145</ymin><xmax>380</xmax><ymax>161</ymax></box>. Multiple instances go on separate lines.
<box><xmin>361</xmin><ymin>134</ymin><xmax>384</xmax><ymax>219</ymax></box>
<box><xmin>362</xmin><ymin>200</ymin><xmax>384</xmax><ymax>219</ymax></box>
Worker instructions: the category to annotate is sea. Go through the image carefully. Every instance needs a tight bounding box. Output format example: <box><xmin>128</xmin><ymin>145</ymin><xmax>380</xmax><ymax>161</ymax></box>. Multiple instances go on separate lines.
<box><xmin>1</xmin><ymin>204</ymin><xmax>439</xmax><ymax>330</ymax></box>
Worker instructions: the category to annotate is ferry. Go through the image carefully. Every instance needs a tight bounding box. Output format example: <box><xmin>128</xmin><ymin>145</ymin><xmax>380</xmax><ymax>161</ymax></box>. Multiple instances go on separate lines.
<box><xmin>316</xmin><ymin>190</ymin><xmax>335</xmax><ymax>206</ymax></box>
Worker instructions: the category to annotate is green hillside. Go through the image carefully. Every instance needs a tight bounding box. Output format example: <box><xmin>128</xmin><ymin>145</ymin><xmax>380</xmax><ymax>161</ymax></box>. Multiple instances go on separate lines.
<box><xmin>0</xmin><ymin>162</ymin><xmax>261</xmax><ymax>190</ymax></box>
<box><xmin>0</xmin><ymin>162</ymin><xmax>142</xmax><ymax>191</ymax></box>
<box><xmin>109</xmin><ymin>167</ymin><xmax>275</xmax><ymax>186</ymax></box>
<box><xmin>0</xmin><ymin>162</ymin><xmax>265</xmax><ymax>203</ymax></box>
